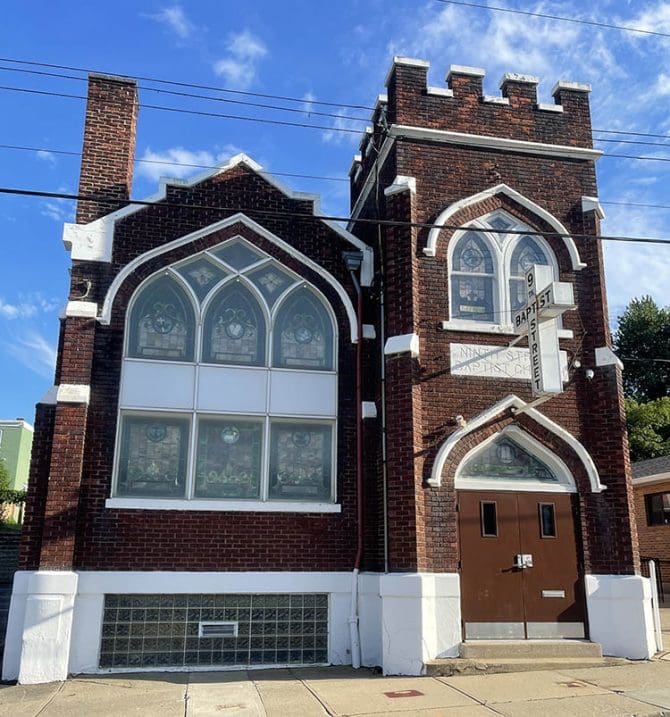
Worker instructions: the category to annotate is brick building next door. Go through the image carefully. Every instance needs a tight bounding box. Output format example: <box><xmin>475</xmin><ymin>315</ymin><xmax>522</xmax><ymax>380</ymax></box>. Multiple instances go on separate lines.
<box><xmin>458</xmin><ymin>491</ymin><xmax>586</xmax><ymax>640</ymax></box>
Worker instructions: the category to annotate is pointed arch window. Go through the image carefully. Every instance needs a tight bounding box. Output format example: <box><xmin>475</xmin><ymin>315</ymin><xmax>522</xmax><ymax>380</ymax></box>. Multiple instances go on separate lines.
<box><xmin>202</xmin><ymin>284</ymin><xmax>266</xmax><ymax>366</ymax></box>
<box><xmin>460</xmin><ymin>436</ymin><xmax>558</xmax><ymax>483</ymax></box>
<box><xmin>509</xmin><ymin>236</ymin><xmax>551</xmax><ymax>313</ymax></box>
<box><xmin>450</xmin><ymin>231</ymin><xmax>496</xmax><ymax>322</ymax></box>
<box><xmin>273</xmin><ymin>288</ymin><xmax>334</xmax><ymax>370</ymax></box>
<box><xmin>128</xmin><ymin>276</ymin><xmax>195</xmax><ymax>361</ymax></box>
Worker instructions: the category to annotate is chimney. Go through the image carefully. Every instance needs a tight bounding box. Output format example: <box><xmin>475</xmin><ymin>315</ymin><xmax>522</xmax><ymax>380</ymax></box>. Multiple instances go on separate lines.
<box><xmin>76</xmin><ymin>74</ymin><xmax>139</xmax><ymax>224</ymax></box>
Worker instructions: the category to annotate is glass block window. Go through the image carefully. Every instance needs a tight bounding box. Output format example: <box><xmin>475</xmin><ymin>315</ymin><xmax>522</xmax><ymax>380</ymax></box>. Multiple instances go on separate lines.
<box><xmin>195</xmin><ymin>419</ymin><xmax>263</xmax><ymax>499</ymax></box>
<box><xmin>116</xmin><ymin>416</ymin><xmax>189</xmax><ymax>497</ymax></box>
<box><xmin>509</xmin><ymin>236</ymin><xmax>551</xmax><ymax>313</ymax></box>
<box><xmin>450</xmin><ymin>232</ymin><xmax>495</xmax><ymax>322</ymax></box>
<box><xmin>175</xmin><ymin>257</ymin><xmax>227</xmax><ymax>301</ymax></box>
<box><xmin>269</xmin><ymin>423</ymin><xmax>333</xmax><ymax>501</ymax></box>
<box><xmin>203</xmin><ymin>285</ymin><xmax>266</xmax><ymax>366</ymax></box>
<box><xmin>100</xmin><ymin>593</ymin><xmax>329</xmax><ymax>669</ymax></box>
<box><xmin>273</xmin><ymin>289</ymin><xmax>334</xmax><ymax>370</ymax></box>
<box><xmin>460</xmin><ymin>437</ymin><xmax>558</xmax><ymax>483</ymax></box>
<box><xmin>128</xmin><ymin>277</ymin><xmax>195</xmax><ymax>361</ymax></box>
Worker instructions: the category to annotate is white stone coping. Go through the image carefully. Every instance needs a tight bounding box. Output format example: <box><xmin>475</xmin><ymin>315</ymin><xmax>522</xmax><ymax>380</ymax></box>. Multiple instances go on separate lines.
<box><xmin>56</xmin><ymin>384</ymin><xmax>91</xmax><ymax>405</ymax></box>
<box><xmin>348</xmin><ymin>153</ymin><xmax>363</xmax><ymax>176</ymax></box>
<box><xmin>446</xmin><ymin>65</ymin><xmax>485</xmax><ymax>81</ymax></box>
<box><xmin>499</xmin><ymin>73</ymin><xmax>539</xmax><ymax>88</ymax></box>
<box><xmin>483</xmin><ymin>96</ymin><xmax>510</xmax><ymax>106</ymax></box>
<box><xmin>362</xmin><ymin>401</ymin><xmax>378</xmax><ymax>419</ymax></box>
<box><xmin>385</xmin><ymin>56</ymin><xmax>430</xmax><ymax>86</ymax></box>
<box><xmin>359</xmin><ymin>126</ymin><xmax>374</xmax><ymax>150</ymax></box>
<box><xmin>552</xmin><ymin>80</ymin><xmax>592</xmax><ymax>95</ymax></box>
<box><xmin>582</xmin><ymin>196</ymin><xmax>606</xmax><ymax>220</ymax></box>
<box><xmin>39</xmin><ymin>386</ymin><xmax>59</xmax><ymax>405</ymax></box>
<box><xmin>537</xmin><ymin>103</ymin><xmax>564</xmax><ymax>113</ymax></box>
<box><xmin>426</xmin><ymin>86</ymin><xmax>454</xmax><ymax>98</ymax></box>
<box><xmin>439</xmin><ymin>320</ymin><xmax>574</xmax><ymax>340</ymax></box>
<box><xmin>105</xmin><ymin>498</ymin><xmax>342</xmax><ymax>513</ymax></box>
<box><xmin>65</xmin><ymin>301</ymin><xmax>98</xmax><ymax>318</ymax></box>
<box><xmin>384</xmin><ymin>333</ymin><xmax>420</xmax><ymax>358</ymax></box>
<box><xmin>595</xmin><ymin>346</ymin><xmax>623</xmax><ymax>370</ymax></box>
<box><xmin>384</xmin><ymin>175</ymin><xmax>416</xmax><ymax>197</ymax></box>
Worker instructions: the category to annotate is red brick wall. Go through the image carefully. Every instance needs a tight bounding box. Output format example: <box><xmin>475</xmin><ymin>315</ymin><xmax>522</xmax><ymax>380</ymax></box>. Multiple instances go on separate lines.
<box><xmin>634</xmin><ymin>480</ymin><xmax>670</xmax><ymax>562</ymax></box>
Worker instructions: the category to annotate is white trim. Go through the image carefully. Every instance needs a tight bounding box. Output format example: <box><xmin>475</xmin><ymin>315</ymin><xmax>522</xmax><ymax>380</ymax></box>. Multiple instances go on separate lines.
<box><xmin>454</xmin><ymin>424</ymin><xmax>577</xmax><ymax>492</ymax></box>
<box><xmin>428</xmin><ymin>394</ymin><xmax>604</xmax><ymax>492</ymax></box>
<box><xmin>595</xmin><ymin>346</ymin><xmax>623</xmax><ymax>370</ymax></box>
<box><xmin>483</xmin><ymin>96</ymin><xmax>510</xmax><ymax>106</ymax></box>
<box><xmin>582</xmin><ymin>195</ymin><xmax>606</xmax><ymax>220</ymax></box>
<box><xmin>56</xmin><ymin>384</ymin><xmax>91</xmax><ymax>405</ymax></box>
<box><xmin>362</xmin><ymin>324</ymin><xmax>376</xmax><ymax>339</ymax></box>
<box><xmin>362</xmin><ymin>401</ymin><xmax>378</xmax><ymax>419</ymax></box>
<box><xmin>423</xmin><ymin>183</ymin><xmax>587</xmax><ymax>271</ymax></box>
<box><xmin>105</xmin><ymin>498</ymin><xmax>341</xmax><ymax>512</ymax></box>
<box><xmin>63</xmin><ymin>153</ymin><xmax>373</xmax><ymax>286</ymax></box>
<box><xmin>359</xmin><ymin>127</ymin><xmax>374</xmax><ymax>151</ymax></box>
<box><xmin>348</xmin><ymin>135</ymin><xmax>395</xmax><ymax>226</ymax></box>
<box><xmin>552</xmin><ymin>80</ymin><xmax>592</xmax><ymax>96</ymax></box>
<box><xmin>384</xmin><ymin>175</ymin><xmax>416</xmax><ymax>197</ymax></box>
<box><xmin>384</xmin><ymin>333</ymin><xmax>419</xmax><ymax>358</ymax></box>
<box><xmin>348</xmin><ymin>153</ymin><xmax>362</xmax><ymax>176</ymax></box>
<box><xmin>384</xmin><ymin>56</ymin><xmax>429</xmax><ymax>86</ymax></box>
<box><xmin>100</xmin><ymin>218</ymin><xmax>362</xmax><ymax>343</ymax></box>
<box><xmin>631</xmin><ymin>473</ymin><xmax>670</xmax><ymax>487</ymax></box>
<box><xmin>446</xmin><ymin>65</ymin><xmax>485</xmax><ymax>80</ymax></box>
<box><xmin>389</xmin><ymin>124</ymin><xmax>602</xmax><ymax>162</ymax></box>
<box><xmin>440</xmin><ymin>320</ymin><xmax>573</xmax><ymax>339</ymax></box>
<box><xmin>537</xmin><ymin>103</ymin><xmax>564</xmax><ymax>113</ymax></box>
<box><xmin>426</xmin><ymin>86</ymin><xmax>454</xmax><ymax>98</ymax></box>
<box><xmin>499</xmin><ymin>73</ymin><xmax>539</xmax><ymax>88</ymax></box>
<box><xmin>65</xmin><ymin>301</ymin><xmax>98</xmax><ymax>318</ymax></box>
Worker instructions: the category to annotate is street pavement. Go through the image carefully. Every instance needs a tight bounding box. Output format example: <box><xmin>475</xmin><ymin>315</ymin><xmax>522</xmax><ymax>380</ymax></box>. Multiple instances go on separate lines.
<box><xmin>2</xmin><ymin>661</ymin><xmax>670</xmax><ymax>716</ymax></box>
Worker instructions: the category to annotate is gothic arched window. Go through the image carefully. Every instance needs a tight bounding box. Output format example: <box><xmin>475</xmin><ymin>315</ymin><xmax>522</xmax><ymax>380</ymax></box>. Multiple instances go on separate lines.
<box><xmin>450</xmin><ymin>231</ymin><xmax>496</xmax><ymax>322</ymax></box>
<box><xmin>509</xmin><ymin>236</ymin><xmax>551</xmax><ymax>313</ymax></box>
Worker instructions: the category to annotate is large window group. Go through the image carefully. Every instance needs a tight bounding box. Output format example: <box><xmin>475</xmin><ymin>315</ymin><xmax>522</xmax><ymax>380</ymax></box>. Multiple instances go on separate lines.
<box><xmin>113</xmin><ymin>237</ymin><xmax>337</xmax><ymax>506</ymax></box>
<box><xmin>448</xmin><ymin>211</ymin><xmax>558</xmax><ymax>329</ymax></box>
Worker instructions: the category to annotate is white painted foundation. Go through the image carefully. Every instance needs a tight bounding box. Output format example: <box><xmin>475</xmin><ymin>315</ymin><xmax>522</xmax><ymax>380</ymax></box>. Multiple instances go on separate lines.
<box><xmin>585</xmin><ymin>574</ymin><xmax>656</xmax><ymax>659</ymax></box>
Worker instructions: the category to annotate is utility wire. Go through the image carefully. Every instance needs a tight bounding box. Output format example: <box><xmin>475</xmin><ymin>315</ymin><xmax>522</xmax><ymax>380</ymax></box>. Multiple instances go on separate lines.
<box><xmin>435</xmin><ymin>0</ymin><xmax>670</xmax><ymax>39</ymax></box>
<box><xmin>3</xmin><ymin>185</ymin><xmax>670</xmax><ymax>246</ymax></box>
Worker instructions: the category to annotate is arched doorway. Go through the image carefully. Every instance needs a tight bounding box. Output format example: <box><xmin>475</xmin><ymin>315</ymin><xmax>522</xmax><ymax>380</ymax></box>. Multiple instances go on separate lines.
<box><xmin>456</xmin><ymin>426</ymin><xmax>586</xmax><ymax>640</ymax></box>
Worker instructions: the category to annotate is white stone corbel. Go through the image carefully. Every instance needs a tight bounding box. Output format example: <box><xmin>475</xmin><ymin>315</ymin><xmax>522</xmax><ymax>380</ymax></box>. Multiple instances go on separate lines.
<box><xmin>65</xmin><ymin>301</ymin><xmax>98</xmax><ymax>318</ymax></box>
<box><xmin>56</xmin><ymin>384</ymin><xmax>91</xmax><ymax>405</ymax></box>
<box><xmin>362</xmin><ymin>324</ymin><xmax>376</xmax><ymax>340</ymax></box>
<box><xmin>384</xmin><ymin>333</ymin><xmax>420</xmax><ymax>358</ymax></box>
<box><xmin>39</xmin><ymin>386</ymin><xmax>59</xmax><ymax>405</ymax></box>
<box><xmin>362</xmin><ymin>401</ymin><xmax>378</xmax><ymax>419</ymax></box>
<box><xmin>384</xmin><ymin>176</ymin><xmax>416</xmax><ymax>198</ymax></box>
<box><xmin>595</xmin><ymin>346</ymin><xmax>623</xmax><ymax>370</ymax></box>
<box><xmin>582</xmin><ymin>196</ymin><xmax>606</xmax><ymax>220</ymax></box>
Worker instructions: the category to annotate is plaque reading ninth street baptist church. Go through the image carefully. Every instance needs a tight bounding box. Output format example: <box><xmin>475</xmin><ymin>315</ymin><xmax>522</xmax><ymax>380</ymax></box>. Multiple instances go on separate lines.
<box><xmin>450</xmin><ymin>343</ymin><xmax>568</xmax><ymax>382</ymax></box>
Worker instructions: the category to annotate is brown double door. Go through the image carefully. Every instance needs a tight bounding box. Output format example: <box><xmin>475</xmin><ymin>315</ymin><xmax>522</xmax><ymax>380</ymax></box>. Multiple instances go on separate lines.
<box><xmin>459</xmin><ymin>491</ymin><xmax>585</xmax><ymax>640</ymax></box>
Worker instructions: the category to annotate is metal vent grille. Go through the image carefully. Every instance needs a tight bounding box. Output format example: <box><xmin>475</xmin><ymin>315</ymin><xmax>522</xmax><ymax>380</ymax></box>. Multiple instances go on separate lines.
<box><xmin>199</xmin><ymin>621</ymin><xmax>238</xmax><ymax>638</ymax></box>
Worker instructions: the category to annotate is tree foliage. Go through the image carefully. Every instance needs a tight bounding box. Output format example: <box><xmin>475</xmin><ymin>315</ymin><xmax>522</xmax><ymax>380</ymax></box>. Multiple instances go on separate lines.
<box><xmin>614</xmin><ymin>296</ymin><xmax>670</xmax><ymax>402</ymax></box>
<box><xmin>625</xmin><ymin>397</ymin><xmax>670</xmax><ymax>462</ymax></box>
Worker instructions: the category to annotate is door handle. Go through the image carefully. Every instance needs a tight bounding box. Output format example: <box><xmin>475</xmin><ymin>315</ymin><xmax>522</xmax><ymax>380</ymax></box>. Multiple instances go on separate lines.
<box><xmin>514</xmin><ymin>554</ymin><xmax>533</xmax><ymax>569</ymax></box>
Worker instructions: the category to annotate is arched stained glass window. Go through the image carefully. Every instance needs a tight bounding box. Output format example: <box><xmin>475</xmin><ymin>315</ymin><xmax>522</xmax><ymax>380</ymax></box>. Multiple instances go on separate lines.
<box><xmin>128</xmin><ymin>276</ymin><xmax>195</xmax><ymax>361</ymax></box>
<box><xmin>273</xmin><ymin>289</ymin><xmax>334</xmax><ymax>370</ymax></box>
<box><xmin>203</xmin><ymin>284</ymin><xmax>266</xmax><ymax>366</ymax></box>
<box><xmin>509</xmin><ymin>236</ymin><xmax>551</xmax><ymax>313</ymax></box>
<box><xmin>460</xmin><ymin>436</ymin><xmax>558</xmax><ymax>483</ymax></box>
<box><xmin>450</xmin><ymin>231</ymin><xmax>496</xmax><ymax>322</ymax></box>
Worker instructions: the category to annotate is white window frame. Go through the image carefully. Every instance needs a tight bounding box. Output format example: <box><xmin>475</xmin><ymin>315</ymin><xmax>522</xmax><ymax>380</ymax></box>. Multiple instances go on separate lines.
<box><xmin>443</xmin><ymin>210</ymin><xmax>571</xmax><ymax>337</ymax></box>
<box><xmin>108</xmin><ymin>237</ymin><xmax>340</xmax><ymax>513</ymax></box>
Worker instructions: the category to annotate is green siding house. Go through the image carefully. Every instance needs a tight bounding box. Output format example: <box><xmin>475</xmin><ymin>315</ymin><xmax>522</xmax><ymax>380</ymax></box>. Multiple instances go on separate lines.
<box><xmin>0</xmin><ymin>419</ymin><xmax>33</xmax><ymax>491</ymax></box>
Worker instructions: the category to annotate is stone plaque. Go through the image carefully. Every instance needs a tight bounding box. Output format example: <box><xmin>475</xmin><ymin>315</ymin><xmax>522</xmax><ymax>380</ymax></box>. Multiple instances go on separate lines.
<box><xmin>450</xmin><ymin>343</ymin><xmax>568</xmax><ymax>382</ymax></box>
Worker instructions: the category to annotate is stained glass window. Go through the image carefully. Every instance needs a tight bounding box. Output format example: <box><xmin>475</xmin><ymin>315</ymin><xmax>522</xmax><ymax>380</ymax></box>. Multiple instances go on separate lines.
<box><xmin>203</xmin><ymin>285</ymin><xmax>266</xmax><ymax>366</ymax></box>
<box><xmin>450</xmin><ymin>231</ymin><xmax>495</xmax><ymax>322</ymax></box>
<box><xmin>247</xmin><ymin>263</ymin><xmax>295</xmax><ymax>307</ymax></box>
<box><xmin>194</xmin><ymin>419</ymin><xmax>262</xmax><ymax>499</ymax></box>
<box><xmin>128</xmin><ymin>277</ymin><xmax>195</xmax><ymax>361</ymax></box>
<box><xmin>509</xmin><ymin>236</ymin><xmax>551</xmax><ymax>312</ymax></box>
<box><xmin>174</xmin><ymin>257</ymin><xmax>227</xmax><ymax>301</ymax></box>
<box><xmin>116</xmin><ymin>416</ymin><xmax>189</xmax><ymax>497</ymax></box>
<box><xmin>269</xmin><ymin>423</ymin><xmax>332</xmax><ymax>501</ymax></box>
<box><xmin>211</xmin><ymin>239</ymin><xmax>265</xmax><ymax>270</ymax></box>
<box><xmin>460</xmin><ymin>437</ymin><xmax>558</xmax><ymax>482</ymax></box>
<box><xmin>273</xmin><ymin>289</ymin><xmax>333</xmax><ymax>370</ymax></box>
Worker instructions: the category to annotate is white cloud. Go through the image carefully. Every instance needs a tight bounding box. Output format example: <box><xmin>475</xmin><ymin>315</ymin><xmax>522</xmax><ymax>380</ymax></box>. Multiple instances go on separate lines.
<box><xmin>213</xmin><ymin>30</ymin><xmax>268</xmax><ymax>90</ymax></box>
<box><xmin>321</xmin><ymin>109</ymin><xmax>363</xmax><ymax>146</ymax></box>
<box><xmin>135</xmin><ymin>144</ymin><xmax>244</xmax><ymax>182</ymax></box>
<box><xmin>650</xmin><ymin>72</ymin><xmax>670</xmax><ymax>97</ymax></box>
<box><xmin>40</xmin><ymin>199</ymin><xmax>72</xmax><ymax>223</ymax></box>
<box><xmin>303</xmin><ymin>92</ymin><xmax>316</xmax><ymax>116</ymax></box>
<box><xmin>6</xmin><ymin>330</ymin><xmax>57</xmax><ymax>379</ymax></box>
<box><xmin>35</xmin><ymin>150</ymin><xmax>57</xmax><ymax>166</ymax></box>
<box><xmin>0</xmin><ymin>294</ymin><xmax>59</xmax><ymax>321</ymax></box>
<box><xmin>623</xmin><ymin>2</ymin><xmax>670</xmax><ymax>35</ymax></box>
<box><xmin>146</xmin><ymin>5</ymin><xmax>194</xmax><ymax>39</ymax></box>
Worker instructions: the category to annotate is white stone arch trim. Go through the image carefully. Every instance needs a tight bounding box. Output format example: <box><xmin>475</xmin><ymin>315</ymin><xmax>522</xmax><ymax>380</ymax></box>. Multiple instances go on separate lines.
<box><xmin>427</xmin><ymin>394</ymin><xmax>604</xmax><ymax>492</ymax></box>
<box><xmin>423</xmin><ymin>183</ymin><xmax>586</xmax><ymax>271</ymax></box>
<box><xmin>455</xmin><ymin>425</ymin><xmax>576</xmax><ymax>492</ymax></box>
<box><xmin>100</xmin><ymin>213</ymin><xmax>360</xmax><ymax>343</ymax></box>
<box><xmin>63</xmin><ymin>153</ymin><xmax>373</xmax><ymax>285</ymax></box>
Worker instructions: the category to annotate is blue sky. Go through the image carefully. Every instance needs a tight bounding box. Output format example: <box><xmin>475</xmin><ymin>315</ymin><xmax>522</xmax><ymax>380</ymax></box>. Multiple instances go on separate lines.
<box><xmin>1</xmin><ymin>0</ymin><xmax>669</xmax><ymax>422</ymax></box>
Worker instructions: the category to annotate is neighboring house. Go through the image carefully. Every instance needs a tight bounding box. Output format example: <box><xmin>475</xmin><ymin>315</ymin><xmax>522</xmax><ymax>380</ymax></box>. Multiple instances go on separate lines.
<box><xmin>2</xmin><ymin>58</ymin><xmax>658</xmax><ymax>684</ymax></box>
<box><xmin>0</xmin><ymin>419</ymin><xmax>33</xmax><ymax>523</ymax></box>
<box><xmin>632</xmin><ymin>455</ymin><xmax>670</xmax><ymax>592</ymax></box>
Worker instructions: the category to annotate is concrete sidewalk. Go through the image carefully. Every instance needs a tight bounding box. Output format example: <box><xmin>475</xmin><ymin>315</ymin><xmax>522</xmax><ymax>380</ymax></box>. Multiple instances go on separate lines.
<box><xmin>2</xmin><ymin>662</ymin><xmax>670</xmax><ymax>716</ymax></box>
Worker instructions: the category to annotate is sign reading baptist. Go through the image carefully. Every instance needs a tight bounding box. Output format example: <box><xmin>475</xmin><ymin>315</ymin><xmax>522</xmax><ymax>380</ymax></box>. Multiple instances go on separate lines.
<box><xmin>513</xmin><ymin>265</ymin><xmax>576</xmax><ymax>397</ymax></box>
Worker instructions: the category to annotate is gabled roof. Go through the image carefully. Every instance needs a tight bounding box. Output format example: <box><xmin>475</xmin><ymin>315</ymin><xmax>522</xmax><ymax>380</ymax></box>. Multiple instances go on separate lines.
<box><xmin>62</xmin><ymin>153</ymin><xmax>373</xmax><ymax>285</ymax></box>
<box><xmin>632</xmin><ymin>454</ymin><xmax>670</xmax><ymax>480</ymax></box>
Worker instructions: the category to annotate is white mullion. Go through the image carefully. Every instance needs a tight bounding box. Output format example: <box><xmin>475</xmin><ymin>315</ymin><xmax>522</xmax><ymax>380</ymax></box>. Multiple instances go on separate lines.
<box><xmin>187</xmin><ymin>312</ymin><xmax>203</xmax><ymax>500</ymax></box>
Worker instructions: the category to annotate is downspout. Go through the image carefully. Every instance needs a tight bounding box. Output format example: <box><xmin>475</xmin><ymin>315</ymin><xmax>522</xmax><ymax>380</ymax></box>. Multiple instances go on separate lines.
<box><xmin>343</xmin><ymin>251</ymin><xmax>364</xmax><ymax>669</ymax></box>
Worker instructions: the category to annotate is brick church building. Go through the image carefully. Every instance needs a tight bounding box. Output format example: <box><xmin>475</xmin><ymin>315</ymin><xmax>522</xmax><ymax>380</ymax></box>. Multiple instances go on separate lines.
<box><xmin>3</xmin><ymin>57</ymin><xmax>657</xmax><ymax>683</ymax></box>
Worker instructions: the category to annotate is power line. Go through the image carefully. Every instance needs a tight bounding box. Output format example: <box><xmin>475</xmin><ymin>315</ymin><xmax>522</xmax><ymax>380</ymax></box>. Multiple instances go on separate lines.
<box><xmin>0</xmin><ymin>56</ymin><xmax>376</xmax><ymax>111</ymax></box>
<box><xmin>594</xmin><ymin>129</ymin><xmax>670</xmax><ymax>141</ymax></box>
<box><xmin>4</xmin><ymin>185</ymin><xmax>670</xmax><ymax>246</ymax></box>
<box><xmin>435</xmin><ymin>0</ymin><xmax>670</xmax><ymax>39</ymax></box>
